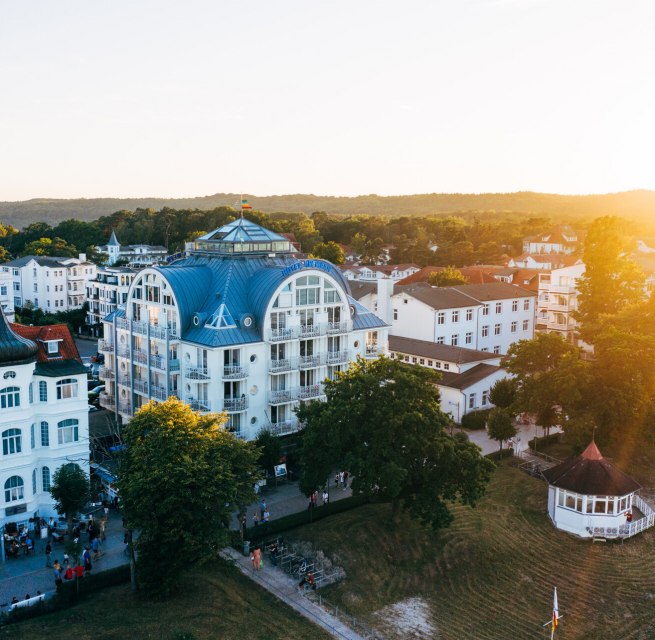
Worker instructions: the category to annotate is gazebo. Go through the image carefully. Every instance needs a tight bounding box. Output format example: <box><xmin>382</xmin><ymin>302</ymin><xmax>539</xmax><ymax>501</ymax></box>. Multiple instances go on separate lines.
<box><xmin>543</xmin><ymin>441</ymin><xmax>643</xmax><ymax>539</ymax></box>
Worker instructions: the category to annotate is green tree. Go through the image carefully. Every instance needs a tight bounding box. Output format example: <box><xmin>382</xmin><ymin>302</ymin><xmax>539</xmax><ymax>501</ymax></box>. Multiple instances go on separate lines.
<box><xmin>296</xmin><ymin>357</ymin><xmax>494</xmax><ymax>529</ymax></box>
<box><xmin>489</xmin><ymin>377</ymin><xmax>517</xmax><ymax>410</ymax></box>
<box><xmin>427</xmin><ymin>266</ymin><xmax>467</xmax><ymax>287</ymax></box>
<box><xmin>0</xmin><ymin>246</ymin><xmax>11</xmax><ymax>263</ymax></box>
<box><xmin>23</xmin><ymin>236</ymin><xmax>78</xmax><ymax>257</ymax></box>
<box><xmin>119</xmin><ymin>399</ymin><xmax>260</xmax><ymax>597</ymax></box>
<box><xmin>576</xmin><ymin>216</ymin><xmax>645</xmax><ymax>341</ymax></box>
<box><xmin>311</xmin><ymin>241</ymin><xmax>346</xmax><ymax>265</ymax></box>
<box><xmin>486</xmin><ymin>408</ymin><xmax>517</xmax><ymax>451</ymax></box>
<box><xmin>254</xmin><ymin>428</ymin><xmax>283</xmax><ymax>478</ymax></box>
<box><xmin>50</xmin><ymin>464</ymin><xmax>91</xmax><ymax>535</ymax></box>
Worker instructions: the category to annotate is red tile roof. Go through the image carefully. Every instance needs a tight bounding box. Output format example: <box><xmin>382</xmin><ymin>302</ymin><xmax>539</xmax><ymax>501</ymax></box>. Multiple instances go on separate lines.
<box><xmin>11</xmin><ymin>323</ymin><xmax>82</xmax><ymax>363</ymax></box>
<box><xmin>397</xmin><ymin>265</ymin><xmax>502</xmax><ymax>286</ymax></box>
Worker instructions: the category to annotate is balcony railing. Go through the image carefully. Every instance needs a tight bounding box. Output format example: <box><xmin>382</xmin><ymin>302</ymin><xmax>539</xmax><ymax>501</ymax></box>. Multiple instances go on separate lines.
<box><xmin>299</xmin><ymin>354</ymin><xmax>323</xmax><ymax>369</ymax></box>
<box><xmin>223</xmin><ymin>364</ymin><xmax>249</xmax><ymax>380</ymax></box>
<box><xmin>149</xmin><ymin>354</ymin><xmax>166</xmax><ymax>370</ymax></box>
<box><xmin>326</xmin><ymin>350</ymin><xmax>349</xmax><ymax>365</ymax></box>
<box><xmin>99</xmin><ymin>393</ymin><xmax>115</xmax><ymax>409</ymax></box>
<box><xmin>118</xmin><ymin>401</ymin><xmax>132</xmax><ymax>416</ymax></box>
<box><xmin>117</xmin><ymin>347</ymin><xmax>130</xmax><ymax>359</ymax></box>
<box><xmin>115</xmin><ymin>318</ymin><xmax>179</xmax><ymax>340</ymax></box>
<box><xmin>547</xmin><ymin>304</ymin><xmax>570</xmax><ymax>312</ymax></box>
<box><xmin>132</xmin><ymin>349</ymin><xmax>148</xmax><ymax>365</ymax></box>
<box><xmin>99</xmin><ymin>367</ymin><xmax>115</xmax><ymax>379</ymax></box>
<box><xmin>267</xmin><ymin>419</ymin><xmax>302</xmax><ymax>436</ymax></box>
<box><xmin>327</xmin><ymin>321</ymin><xmax>348</xmax><ymax>335</ymax></box>
<box><xmin>268</xmin><ymin>389</ymin><xmax>296</xmax><ymax>405</ymax></box>
<box><xmin>116</xmin><ymin>318</ymin><xmax>129</xmax><ymax>331</ymax></box>
<box><xmin>364</xmin><ymin>347</ymin><xmax>382</xmax><ymax>358</ymax></box>
<box><xmin>150</xmin><ymin>385</ymin><xmax>168</xmax><ymax>401</ymax></box>
<box><xmin>185</xmin><ymin>366</ymin><xmax>210</xmax><ymax>380</ymax></box>
<box><xmin>298</xmin><ymin>384</ymin><xmax>323</xmax><ymax>400</ymax></box>
<box><xmin>187</xmin><ymin>398</ymin><xmax>210</xmax><ymax>412</ymax></box>
<box><xmin>118</xmin><ymin>374</ymin><xmax>131</xmax><ymax>387</ymax></box>
<box><xmin>269</xmin><ymin>358</ymin><xmax>296</xmax><ymax>373</ymax></box>
<box><xmin>169</xmin><ymin>359</ymin><xmax>181</xmax><ymax>372</ymax></box>
<box><xmin>269</xmin><ymin>327</ymin><xmax>297</xmax><ymax>342</ymax></box>
<box><xmin>224</xmin><ymin>397</ymin><xmax>248</xmax><ymax>412</ymax></box>
<box><xmin>300</xmin><ymin>324</ymin><xmax>322</xmax><ymax>338</ymax></box>
<box><xmin>133</xmin><ymin>379</ymin><xmax>148</xmax><ymax>394</ymax></box>
<box><xmin>98</xmin><ymin>339</ymin><xmax>114</xmax><ymax>353</ymax></box>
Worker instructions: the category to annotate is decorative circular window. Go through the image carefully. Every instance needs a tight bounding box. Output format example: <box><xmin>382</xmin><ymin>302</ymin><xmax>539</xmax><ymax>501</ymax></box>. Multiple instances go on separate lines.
<box><xmin>193</xmin><ymin>316</ymin><xmax>200</xmax><ymax>326</ymax></box>
<box><xmin>243</xmin><ymin>316</ymin><xmax>253</xmax><ymax>328</ymax></box>
<box><xmin>250</xmin><ymin>417</ymin><xmax>257</xmax><ymax>425</ymax></box>
<box><xmin>249</xmin><ymin>354</ymin><xmax>257</xmax><ymax>363</ymax></box>
<box><xmin>354</xmin><ymin>340</ymin><xmax>359</xmax><ymax>348</ymax></box>
<box><xmin>3</xmin><ymin>371</ymin><xmax>16</xmax><ymax>379</ymax></box>
<box><xmin>249</xmin><ymin>385</ymin><xmax>258</xmax><ymax>396</ymax></box>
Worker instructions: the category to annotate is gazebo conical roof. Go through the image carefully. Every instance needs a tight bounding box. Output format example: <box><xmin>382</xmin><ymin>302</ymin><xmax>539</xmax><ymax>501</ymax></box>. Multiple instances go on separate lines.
<box><xmin>543</xmin><ymin>441</ymin><xmax>640</xmax><ymax>496</ymax></box>
<box><xmin>0</xmin><ymin>307</ymin><xmax>38</xmax><ymax>366</ymax></box>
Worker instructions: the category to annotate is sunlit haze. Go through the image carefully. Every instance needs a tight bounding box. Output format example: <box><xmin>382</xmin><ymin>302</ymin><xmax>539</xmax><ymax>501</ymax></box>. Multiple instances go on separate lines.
<box><xmin>2</xmin><ymin>0</ymin><xmax>654</xmax><ymax>200</ymax></box>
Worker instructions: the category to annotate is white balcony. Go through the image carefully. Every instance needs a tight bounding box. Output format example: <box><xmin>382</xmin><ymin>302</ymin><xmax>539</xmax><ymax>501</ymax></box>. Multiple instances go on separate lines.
<box><xmin>99</xmin><ymin>393</ymin><xmax>115</xmax><ymax>409</ymax></box>
<box><xmin>150</xmin><ymin>385</ymin><xmax>168</xmax><ymax>401</ymax></box>
<box><xmin>267</xmin><ymin>419</ymin><xmax>302</xmax><ymax>436</ymax></box>
<box><xmin>299</xmin><ymin>354</ymin><xmax>323</xmax><ymax>369</ymax></box>
<box><xmin>326</xmin><ymin>350</ymin><xmax>349</xmax><ymax>365</ymax></box>
<box><xmin>133</xmin><ymin>379</ymin><xmax>148</xmax><ymax>394</ymax></box>
<box><xmin>185</xmin><ymin>366</ymin><xmax>210</xmax><ymax>380</ymax></box>
<box><xmin>98</xmin><ymin>340</ymin><xmax>114</xmax><ymax>353</ymax></box>
<box><xmin>269</xmin><ymin>327</ymin><xmax>298</xmax><ymax>342</ymax></box>
<box><xmin>268</xmin><ymin>389</ymin><xmax>296</xmax><ymax>405</ymax></box>
<box><xmin>223</xmin><ymin>364</ymin><xmax>249</xmax><ymax>380</ymax></box>
<box><xmin>187</xmin><ymin>398</ymin><xmax>210</xmax><ymax>412</ymax></box>
<box><xmin>224</xmin><ymin>397</ymin><xmax>248</xmax><ymax>412</ymax></box>
<box><xmin>118</xmin><ymin>374</ymin><xmax>131</xmax><ymax>387</ymax></box>
<box><xmin>298</xmin><ymin>384</ymin><xmax>323</xmax><ymax>400</ymax></box>
<box><xmin>117</xmin><ymin>347</ymin><xmax>130</xmax><ymax>359</ymax></box>
<box><xmin>132</xmin><ymin>349</ymin><xmax>148</xmax><ymax>365</ymax></box>
<box><xmin>269</xmin><ymin>358</ymin><xmax>296</xmax><ymax>373</ymax></box>
<box><xmin>99</xmin><ymin>366</ymin><xmax>115</xmax><ymax>379</ymax></box>
<box><xmin>327</xmin><ymin>321</ymin><xmax>348</xmax><ymax>335</ymax></box>
<box><xmin>300</xmin><ymin>324</ymin><xmax>323</xmax><ymax>338</ymax></box>
<box><xmin>149</xmin><ymin>354</ymin><xmax>166</xmax><ymax>370</ymax></box>
<box><xmin>118</xmin><ymin>401</ymin><xmax>132</xmax><ymax>416</ymax></box>
<box><xmin>364</xmin><ymin>347</ymin><xmax>382</xmax><ymax>358</ymax></box>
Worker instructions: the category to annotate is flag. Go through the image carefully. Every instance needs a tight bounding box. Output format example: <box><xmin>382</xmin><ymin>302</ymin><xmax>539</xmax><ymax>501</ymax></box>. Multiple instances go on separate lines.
<box><xmin>241</xmin><ymin>198</ymin><xmax>252</xmax><ymax>210</ymax></box>
<box><xmin>551</xmin><ymin>587</ymin><xmax>559</xmax><ymax>637</ymax></box>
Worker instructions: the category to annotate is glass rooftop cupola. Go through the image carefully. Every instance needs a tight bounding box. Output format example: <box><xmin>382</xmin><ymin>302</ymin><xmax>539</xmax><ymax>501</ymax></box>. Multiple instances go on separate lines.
<box><xmin>192</xmin><ymin>218</ymin><xmax>294</xmax><ymax>256</ymax></box>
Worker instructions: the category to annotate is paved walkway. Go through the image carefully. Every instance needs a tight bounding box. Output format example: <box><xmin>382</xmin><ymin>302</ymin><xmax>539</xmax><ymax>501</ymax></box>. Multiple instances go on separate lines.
<box><xmin>0</xmin><ymin>510</ymin><xmax>126</xmax><ymax>608</ymax></box>
<box><xmin>222</xmin><ymin>546</ymin><xmax>366</xmax><ymax>640</ymax></box>
<box><xmin>459</xmin><ymin>422</ymin><xmax>560</xmax><ymax>456</ymax></box>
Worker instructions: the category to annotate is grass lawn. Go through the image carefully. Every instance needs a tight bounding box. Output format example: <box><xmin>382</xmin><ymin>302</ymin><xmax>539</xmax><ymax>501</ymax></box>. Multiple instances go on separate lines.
<box><xmin>0</xmin><ymin>558</ymin><xmax>331</xmax><ymax>640</ymax></box>
<box><xmin>286</xmin><ymin>460</ymin><xmax>655</xmax><ymax>639</ymax></box>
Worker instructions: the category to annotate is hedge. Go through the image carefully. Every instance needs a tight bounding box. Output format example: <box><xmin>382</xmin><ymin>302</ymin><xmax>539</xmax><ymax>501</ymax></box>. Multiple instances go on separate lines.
<box><xmin>527</xmin><ymin>432</ymin><xmax>561</xmax><ymax>450</ymax></box>
<box><xmin>243</xmin><ymin>494</ymin><xmax>368</xmax><ymax>543</ymax></box>
<box><xmin>486</xmin><ymin>448</ymin><xmax>515</xmax><ymax>461</ymax></box>
<box><xmin>461</xmin><ymin>408</ymin><xmax>492</xmax><ymax>430</ymax></box>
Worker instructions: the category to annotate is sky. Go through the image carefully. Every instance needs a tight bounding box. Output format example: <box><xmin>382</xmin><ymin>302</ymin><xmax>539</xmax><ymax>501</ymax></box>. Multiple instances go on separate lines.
<box><xmin>1</xmin><ymin>0</ymin><xmax>654</xmax><ymax>200</ymax></box>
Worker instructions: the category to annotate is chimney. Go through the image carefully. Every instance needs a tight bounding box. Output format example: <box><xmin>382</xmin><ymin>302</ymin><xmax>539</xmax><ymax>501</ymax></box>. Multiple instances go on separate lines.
<box><xmin>79</xmin><ymin>253</ymin><xmax>87</xmax><ymax>262</ymax></box>
<box><xmin>376</xmin><ymin>277</ymin><xmax>394</xmax><ymax>325</ymax></box>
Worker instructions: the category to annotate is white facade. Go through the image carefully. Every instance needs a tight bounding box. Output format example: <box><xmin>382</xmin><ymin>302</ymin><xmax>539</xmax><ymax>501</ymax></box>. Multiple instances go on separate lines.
<box><xmin>0</xmin><ymin>331</ymin><xmax>89</xmax><ymax>529</ymax></box>
<box><xmin>339</xmin><ymin>264</ymin><xmax>421</xmax><ymax>282</ymax></box>
<box><xmin>0</xmin><ymin>269</ymin><xmax>15</xmax><ymax>321</ymax></box>
<box><xmin>522</xmin><ymin>227</ymin><xmax>579</xmax><ymax>255</ymax></box>
<box><xmin>4</xmin><ymin>255</ymin><xmax>97</xmax><ymax>312</ymax></box>
<box><xmin>86</xmin><ymin>266</ymin><xmax>138</xmax><ymax>329</ymax></box>
<box><xmin>536</xmin><ymin>263</ymin><xmax>585</xmax><ymax>343</ymax></box>
<box><xmin>97</xmin><ymin>232</ymin><xmax>168</xmax><ymax>267</ymax></box>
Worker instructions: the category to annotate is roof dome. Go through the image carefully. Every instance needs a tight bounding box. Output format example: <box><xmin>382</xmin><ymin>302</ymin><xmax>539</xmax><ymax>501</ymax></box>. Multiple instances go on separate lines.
<box><xmin>192</xmin><ymin>218</ymin><xmax>294</xmax><ymax>255</ymax></box>
<box><xmin>543</xmin><ymin>441</ymin><xmax>640</xmax><ymax>496</ymax></box>
<box><xmin>0</xmin><ymin>308</ymin><xmax>38</xmax><ymax>366</ymax></box>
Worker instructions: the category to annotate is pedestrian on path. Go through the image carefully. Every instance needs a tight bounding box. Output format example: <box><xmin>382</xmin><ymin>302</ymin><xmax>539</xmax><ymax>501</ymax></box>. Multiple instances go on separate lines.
<box><xmin>343</xmin><ymin>471</ymin><xmax>349</xmax><ymax>489</ymax></box>
<box><xmin>83</xmin><ymin>546</ymin><xmax>92</xmax><ymax>575</ymax></box>
<box><xmin>260</xmin><ymin>499</ymin><xmax>267</xmax><ymax>520</ymax></box>
<box><xmin>336</xmin><ymin>472</ymin><xmax>341</xmax><ymax>487</ymax></box>
<box><xmin>251</xmin><ymin>546</ymin><xmax>262</xmax><ymax>571</ymax></box>
<box><xmin>322</xmin><ymin>490</ymin><xmax>329</xmax><ymax>505</ymax></box>
<box><xmin>53</xmin><ymin>562</ymin><xmax>63</xmax><ymax>591</ymax></box>
<box><xmin>45</xmin><ymin>542</ymin><xmax>52</xmax><ymax>568</ymax></box>
<box><xmin>339</xmin><ymin>471</ymin><xmax>345</xmax><ymax>487</ymax></box>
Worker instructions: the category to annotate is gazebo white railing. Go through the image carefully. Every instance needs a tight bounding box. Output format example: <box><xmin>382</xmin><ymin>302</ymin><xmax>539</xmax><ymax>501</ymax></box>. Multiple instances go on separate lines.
<box><xmin>587</xmin><ymin>494</ymin><xmax>655</xmax><ymax>539</ymax></box>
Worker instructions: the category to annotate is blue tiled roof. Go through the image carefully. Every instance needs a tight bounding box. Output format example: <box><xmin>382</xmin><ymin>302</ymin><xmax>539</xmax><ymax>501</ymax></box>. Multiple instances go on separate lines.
<box><xmin>197</xmin><ymin>218</ymin><xmax>290</xmax><ymax>244</ymax></box>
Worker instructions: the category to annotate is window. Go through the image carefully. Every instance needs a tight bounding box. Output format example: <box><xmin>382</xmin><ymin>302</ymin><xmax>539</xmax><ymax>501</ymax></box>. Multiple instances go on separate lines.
<box><xmin>5</xmin><ymin>476</ymin><xmax>24</xmax><ymax>502</ymax></box>
<box><xmin>3</xmin><ymin>371</ymin><xmax>15</xmax><ymax>380</ymax></box>
<box><xmin>47</xmin><ymin>341</ymin><xmax>59</xmax><ymax>355</ymax></box>
<box><xmin>436</xmin><ymin>336</ymin><xmax>445</xmax><ymax>344</ymax></box>
<box><xmin>56</xmin><ymin>378</ymin><xmax>78</xmax><ymax>400</ymax></box>
<box><xmin>39</xmin><ymin>381</ymin><xmax>48</xmax><ymax>402</ymax></box>
<box><xmin>295</xmin><ymin>275</ymin><xmax>320</xmax><ymax>306</ymax></box>
<box><xmin>40</xmin><ymin>421</ymin><xmax>49</xmax><ymax>447</ymax></box>
<box><xmin>427</xmin><ymin>360</ymin><xmax>433</xmax><ymax>366</ymax></box>
<box><xmin>524</xmin><ymin>299</ymin><xmax>530</xmax><ymax>311</ymax></box>
<box><xmin>482</xmin><ymin>325</ymin><xmax>489</xmax><ymax>337</ymax></box>
<box><xmin>451</xmin><ymin>335</ymin><xmax>459</xmax><ymax>346</ymax></box>
<box><xmin>452</xmin><ymin>310</ymin><xmax>459</xmax><ymax>323</ymax></box>
<box><xmin>468</xmin><ymin>393</ymin><xmax>476</xmax><ymax>409</ymax></box>
<box><xmin>482</xmin><ymin>390</ymin><xmax>489</xmax><ymax>406</ymax></box>
<box><xmin>30</xmin><ymin>424</ymin><xmax>35</xmax><ymax>449</ymax></box>
<box><xmin>512</xmin><ymin>300</ymin><xmax>518</xmax><ymax>312</ymax></box>
<box><xmin>523</xmin><ymin>319</ymin><xmax>529</xmax><ymax>331</ymax></box>
<box><xmin>511</xmin><ymin>321</ymin><xmax>517</xmax><ymax>333</ymax></box>
<box><xmin>29</xmin><ymin>383</ymin><xmax>33</xmax><ymax>404</ymax></box>
<box><xmin>412</xmin><ymin>357</ymin><xmax>417</xmax><ymax>364</ymax></box>
<box><xmin>57</xmin><ymin>419</ymin><xmax>79</xmax><ymax>444</ymax></box>
<box><xmin>443</xmin><ymin>363</ymin><xmax>450</xmax><ymax>370</ymax></box>
<box><xmin>437</xmin><ymin>312</ymin><xmax>445</xmax><ymax>325</ymax></box>
<box><xmin>435</xmin><ymin>361</ymin><xmax>442</xmax><ymax>369</ymax></box>
<box><xmin>466</xmin><ymin>308</ymin><xmax>473</xmax><ymax>321</ymax></box>
<box><xmin>393</xmin><ymin>308</ymin><xmax>398</xmax><ymax>320</ymax></box>
<box><xmin>32</xmin><ymin>469</ymin><xmax>37</xmax><ymax>495</ymax></box>
<box><xmin>482</xmin><ymin>304</ymin><xmax>489</xmax><ymax>316</ymax></box>
<box><xmin>42</xmin><ymin>467</ymin><xmax>51</xmax><ymax>492</ymax></box>
<box><xmin>494</xmin><ymin>345</ymin><xmax>501</xmax><ymax>354</ymax></box>
<box><xmin>495</xmin><ymin>302</ymin><xmax>502</xmax><ymax>314</ymax></box>
<box><xmin>465</xmin><ymin>332</ymin><xmax>473</xmax><ymax>344</ymax></box>
<box><xmin>2</xmin><ymin>428</ymin><xmax>22</xmax><ymax>455</ymax></box>
<box><xmin>0</xmin><ymin>386</ymin><xmax>20</xmax><ymax>409</ymax></box>
<box><xmin>494</xmin><ymin>324</ymin><xmax>501</xmax><ymax>335</ymax></box>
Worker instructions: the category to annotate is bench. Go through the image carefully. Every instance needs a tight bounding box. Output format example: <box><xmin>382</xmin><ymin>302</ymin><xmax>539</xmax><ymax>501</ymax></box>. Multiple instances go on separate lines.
<box><xmin>8</xmin><ymin>594</ymin><xmax>46</xmax><ymax>611</ymax></box>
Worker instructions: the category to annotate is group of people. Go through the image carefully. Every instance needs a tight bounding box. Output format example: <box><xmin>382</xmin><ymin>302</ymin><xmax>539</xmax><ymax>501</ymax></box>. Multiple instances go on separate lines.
<box><xmin>335</xmin><ymin>470</ymin><xmax>349</xmax><ymax>489</ymax></box>
<box><xmin>9</xmin><ymin>591</ymin><xmax>41</xmax><ymax>605</ymax></box>
<box><xmin>4</xmin><ymin>525</ymin><xmax>35</xmax><ymax>558</ymax></box>
<box><xmin>253</xmin><ymin>500</ymin><xmax>271</xmax><ymax>525</ymax></box>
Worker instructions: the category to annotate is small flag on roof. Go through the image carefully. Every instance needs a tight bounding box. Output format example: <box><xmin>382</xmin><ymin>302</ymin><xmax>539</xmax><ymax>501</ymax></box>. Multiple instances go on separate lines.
<box><xmin>551</xmin><ymin>587</ymin><xmax>559</xmax><ymax>638</ymax></box>
<box><xmin>241</xmin><ymin>197</ymin><xmax>252</xmax><ymax>210</ymax></box>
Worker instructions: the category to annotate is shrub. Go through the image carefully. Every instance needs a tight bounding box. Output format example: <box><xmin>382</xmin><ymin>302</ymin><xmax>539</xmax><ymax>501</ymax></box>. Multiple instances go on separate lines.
<box><xmin>461</xmin><ymin>409</ymin><xmax>492</xmax><ymax>430</ymax></box>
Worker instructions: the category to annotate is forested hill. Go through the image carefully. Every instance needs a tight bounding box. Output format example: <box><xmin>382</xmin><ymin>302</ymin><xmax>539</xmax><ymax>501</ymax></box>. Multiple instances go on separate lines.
<box><xmin>1</xmin><ymin>190</ymin><xmax>655</xmax><ymax>227</ymax></box>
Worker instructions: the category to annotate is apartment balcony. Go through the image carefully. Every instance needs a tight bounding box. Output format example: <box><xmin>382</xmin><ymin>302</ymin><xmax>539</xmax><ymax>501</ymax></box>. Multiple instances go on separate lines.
<box><xmin>223</xmin><ymin>364</ymin><xmax>249</xmax><ymax>380</ymax></box>
<box><xmin>326</xmin><ymin>350</ymin><xmax>350</xmax><ymax>365</ymax></box>
<box><xmin>187</xmin><ymin>398</ymin><xmax>210</xmax><ymax>412</ymax></box>
<box><xmin>547</xmin><ymin>303</ymin><xmax>570</xmax><ymax>312</ymax></box>
<box><xmin>185</xmin><ymin>366</ymin><xmax>210</xmax><ymax>380</ymax></box>
<box><xmin>267</xmin><ymin>419</ymin><xmax>301</xmax><ymax>436</ymax></box>
<box><xmin>117</xmin><ymin>347</ymin><xmax>130</xmax><ymax>359</ymax></box>
<box><xmin>132</xmin><ymin>349</ymin><xmax>148</xmax><ymax>365</ymax></box>
<box><xmin>116</xmin><ymin>318</ymin><xmax>129</xmax><ymax>331</ymax></box>
<box><xmin>299</xmin><ymin>354</ymin><xmax>323</xmax><ymax>369</ymax></box>
<box><xmin>223</xmin><ymin>397</ymin><xmax>248</xmax><ymax>412</ymax></box>
<box><xmin>133</xmin><ymin>379</ymin><xmax>148</xmax><ymax>395</ymax></box>
<box><xmin>99</xmin><ymin>366</ymin><xmax>115</xmax><ymax>379</ymax></box>
<box><xmin>169</xmin><ymin>359</ymin><xmax>181</xmax><ymax>372</ymax></box>
<box><xmin>99</xmin><ymin>393</ymin><xmax>115</xmax><ymax>409</ymax></box>
<box><xmin>118</xmin><ymin>401</ymin><xmax>132</xmax><ymax>416</ymax></box>
<box><xmin>298</xmin><ymin>384</ymin><xmax>324</xmax><ymax>400</ymax></box>
<box><xmin>269</xmin><ymin>358</ymin><xmax>297</xmax><ymax>373</ymax></box>
<box><xmin>300</xmin><ymin>324</ymin><xmax>323</xmax><ymax>338</ymax></box>
<box><xmin>118</xmin><ymin>374</ymin><xmax>131</xmax><ymax>387</ymax></box>
<box><xmin>116</xmin><ymin>318</ymin><xmax>179</xmax><ymax>340</ymax></box>
<box><xmin>269</xmin><ymin>327</ymin><xmax>298</xmax><ymax>342</ymax></box>
<box><xmin>98</xmin><ymin>339</ymin><xmax>114</xmax><ymax>353</ymax></box>
<box><xmin>327</xmin><ymin>321</ymin><xmax>349</xmax><ymax>335</ymax></box>
<box><xmin>549</xmin><ymin>284</ymin><xmax>577</xmax><ymax>295</ymax></box>
<box><xmin>364</xmin><ymin>347</ymin><xmax>382</xmax><ymax>358</ymax></box>
<box><xmin>268</xmin><ymin>389</ymin><xmax>296</xmax><ymax>405</ymax></box>
<box><xmin>150</xmin><ymin>385</ymin><xmax>168</xmax><ymax>401</ymax></box>
<box><xmin>149</xmin><ymin>354</ymin><xmax>166</xmax><ymax>370</ymax></box>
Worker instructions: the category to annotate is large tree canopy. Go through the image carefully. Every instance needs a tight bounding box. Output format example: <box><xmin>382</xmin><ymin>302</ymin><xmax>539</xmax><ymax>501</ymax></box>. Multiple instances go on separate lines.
<box><xmin>50</xmin><ymin>463</ymin><xmax>91</xmax><ymax>535</ymax></box>
<box><xmin>119</xmin><ymin>399</ymin><xmax>261</xmax><ymax>597</ymax></box>
<box><xmin>296</xmin><ymin>357</ymin><xmax>494</xmax><ymax>530</ymax></box>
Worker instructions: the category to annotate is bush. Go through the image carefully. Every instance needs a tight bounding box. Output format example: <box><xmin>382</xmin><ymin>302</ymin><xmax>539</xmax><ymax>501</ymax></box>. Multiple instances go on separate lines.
<box><xmin>527</xmin><ymin>433</ymin><xmax>561</xmax><ymax>450</ymax></box>
<box><xmin>461</xmin><ymin>409</ymin><xmax>492</xmax><ymax>430</ymax></box>
<box><xmin>486</xmin><ymin>448</ymin><xmax>514</xmax><ymax>461</ymax></box>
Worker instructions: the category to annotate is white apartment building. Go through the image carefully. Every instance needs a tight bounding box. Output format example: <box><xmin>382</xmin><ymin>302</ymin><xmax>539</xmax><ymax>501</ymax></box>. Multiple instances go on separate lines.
<box><xmin>339</xmin><ymin>264</ymin><xmax>421</xmax><ymax>282</ymax></box>
<box><xmin>0</xmin><ymin>312</ymin><xmax>89</xmax><ymax>529</ymax></box>
<box><xmin>522</xmin><ymin>226</ymin><xmax>579</xmax><ymax>255</ymax></box>
<box><xmin>388</xmin><ymin>335</ymin><xmax>508</xmax><ymax>420</ymax></box>
<box><xmin>86</xmin><ymin>266</ymin><xmax>138</xmax><ymax>331</ymax></box>
<box><xmin>4</xmin><ymin>255</ymin><xmax>97</xmax><ymax>312</ymax></box>
<box><xmin>0</xmin><ymin>269</ymin><xmax>15</xmax><ymax>321</ymax></box>
<box><xmin>355</xmin><ymin>280</ymin><xmax>536</xmax><ymax>355</ymax></box>
<box><xmin>536</xmin><ymin>263</ymin><xmax>586</xmax><ymax>344</ymax></box>
<box><xmin>96</xmin><ymin>231</ymin><xmax>168</xmax><ymax>267</ymax></box>
<box><xmin>98</xmin><ymin>219</ymin><xmax>388</xmax><ymax>440</ymax></box>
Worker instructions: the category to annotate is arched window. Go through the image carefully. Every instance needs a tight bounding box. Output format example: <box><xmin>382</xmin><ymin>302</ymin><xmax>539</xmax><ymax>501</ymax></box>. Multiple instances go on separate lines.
<box><xmin>4</xmin><ymin>476</ymin><xmax>24</xmax><ymax>502</ymax></box>
<box><xmin>32</xmin><ymin>468</ymin><xmax>37</xmax><ymax>495</ymax></box>
<box><xmin>56</xmin><ymin>379</ymin><xmax>78</xmax><ymax>400</ymax></box>
<box><xmin>40</xmin><ymin>421</ymin><xmax>49</xmax><ymax>447</ymax></box>
<box><xmin>2</xmin><ymin>428</ymin><xmax>22</xmax><ymax>455</ymax></box>
<box><xmin>42</xmin><ymin>467</ymin><xmax>51</xmax><ymax>492</ymax></box>
<box><xmin>30</xmin><ymin>424</ymin><xmax>35</xmax><ymax>449</ymax></box>
<box><xmin>57</xmin><ymin>419</ymin><xmax>79</xmax><ymax>444</ymax></box>
<box><xmin>39</xmin><ymin>381</ymin><xmax>48</xmax><ymax>402</ymax></box>
<box><xmin>0</xmin><ymin>387</ymin><xmax>20</xmax><ymax>409</ymax></box>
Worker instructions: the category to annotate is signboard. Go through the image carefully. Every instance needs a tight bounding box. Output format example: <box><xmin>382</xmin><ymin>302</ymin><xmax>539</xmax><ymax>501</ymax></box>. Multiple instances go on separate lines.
<box><xmin>281</xmin><ymin>259</ymin><xmax>333</xmax><ymax>277</ymax></box>
<box><xmin>274</xmin><ymin>463</ymin><xmax>287</xmax><ymax>478</ymax></box>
